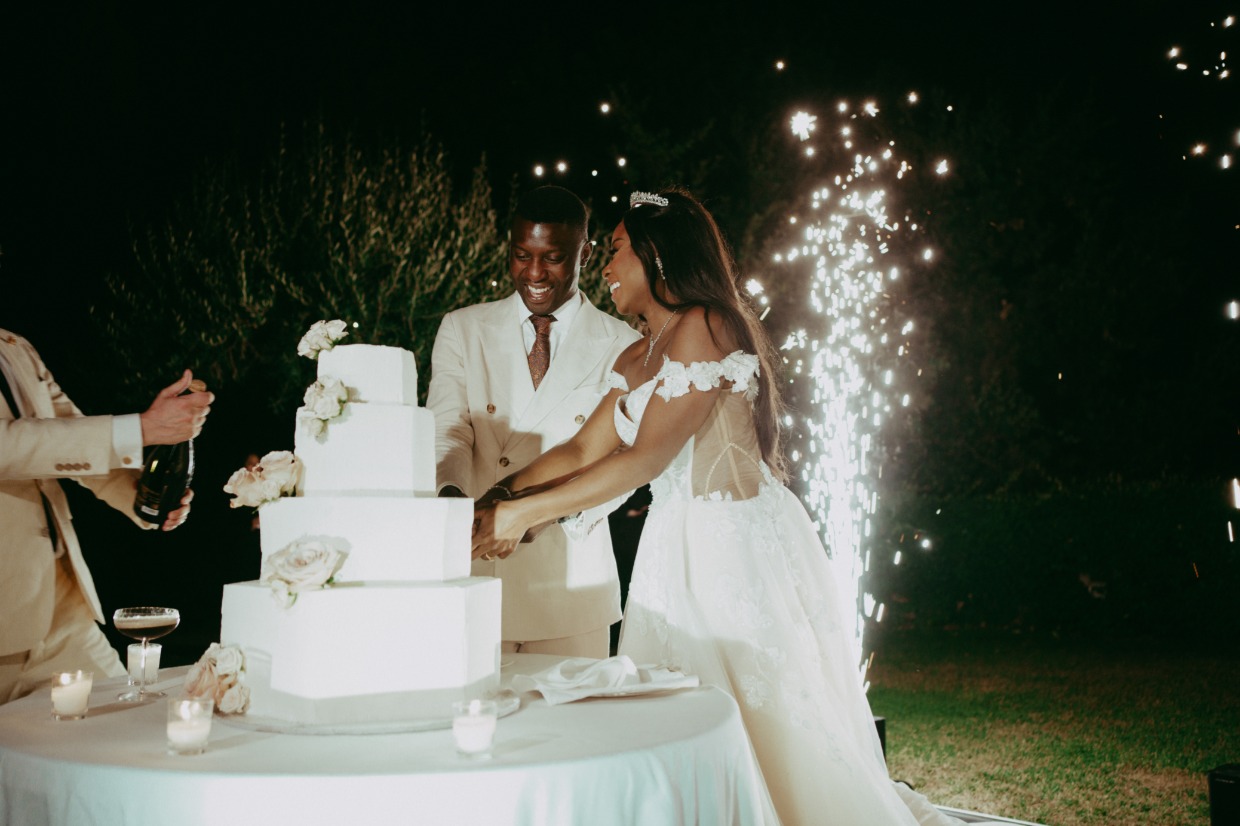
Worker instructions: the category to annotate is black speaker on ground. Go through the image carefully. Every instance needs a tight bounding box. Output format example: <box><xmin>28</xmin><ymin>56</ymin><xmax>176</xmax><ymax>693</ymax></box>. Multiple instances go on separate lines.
<box><xmin>873</xmin><ymin>716</ymin><xmax>886</xmax><ymax>759</ymax></box>
<box><xmin>1210</xmin><ymin>763</ymin><xmax>1240</xmax><ymax>826</ymax></box>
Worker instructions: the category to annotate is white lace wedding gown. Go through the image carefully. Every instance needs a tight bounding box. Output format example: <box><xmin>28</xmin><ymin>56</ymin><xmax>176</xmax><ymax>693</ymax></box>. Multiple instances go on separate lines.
<box><xmin>612</xmin><ymin>353</ymin><xmax>970</xmax><ymax>826</ymax></box>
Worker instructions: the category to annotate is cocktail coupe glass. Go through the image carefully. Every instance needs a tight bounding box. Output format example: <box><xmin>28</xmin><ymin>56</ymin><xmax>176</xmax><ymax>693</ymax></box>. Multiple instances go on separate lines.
<box><xmin>112</xmin><ymin>607</ymin><xmax>180</xmax><ymax>701</ymax></box>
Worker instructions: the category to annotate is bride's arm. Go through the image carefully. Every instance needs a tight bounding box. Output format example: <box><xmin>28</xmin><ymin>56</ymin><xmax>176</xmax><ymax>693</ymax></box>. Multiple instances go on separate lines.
<box><xmin>483</xmin><ymin>343</ymin><xmax>647</xmax><ymax>501</ymax></box>
<box><xmin>475</xmin><ymin>312</ymin><xmax>730</xmax><ymax>556</ymax></box>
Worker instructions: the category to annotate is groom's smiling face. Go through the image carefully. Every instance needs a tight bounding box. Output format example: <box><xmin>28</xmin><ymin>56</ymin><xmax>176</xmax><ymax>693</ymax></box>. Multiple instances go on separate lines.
<box><xmin>509</xmin><ymin>218</ymin><xmax>588</xmax><ymax>317</ymax></box>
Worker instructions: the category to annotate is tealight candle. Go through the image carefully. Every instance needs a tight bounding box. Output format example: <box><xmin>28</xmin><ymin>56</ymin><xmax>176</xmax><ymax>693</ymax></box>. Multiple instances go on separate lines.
<box><xmin>50</xmin><ymin>671</ymin><xmax>93</xmax><ymax>720</ymax></box>
<box><xmin>166</xmin><ymin>696</ymin><xmax>213</xmax><ymax>755</ymax></box>
<box><xmin>452</xmin><ymin>698</ymin><xmax>498</xmax><ymax>758</ymax></box>
<box><xmin>127</xmin><ymin>643</ymin><xmax>161</xmax><ymax>684</ymax></box>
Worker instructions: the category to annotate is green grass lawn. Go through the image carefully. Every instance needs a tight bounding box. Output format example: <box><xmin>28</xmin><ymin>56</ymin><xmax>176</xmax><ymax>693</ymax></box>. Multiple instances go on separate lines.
<box><xmin>866</xmin><ymin>630</ymin><xmax>1239</xmax><ymax>826</ymax></box>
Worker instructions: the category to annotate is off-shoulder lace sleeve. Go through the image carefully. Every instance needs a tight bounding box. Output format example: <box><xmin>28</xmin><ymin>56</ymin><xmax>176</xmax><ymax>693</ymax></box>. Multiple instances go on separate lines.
<box><xmin>606</xmin><ymin>371</ymin><xmax>629</xmax><ymax>392</ymax></box>
<box><xmin>653</xmin><ymin>351</ymin><xmax>760</xmax><ymax>401</ymax></box>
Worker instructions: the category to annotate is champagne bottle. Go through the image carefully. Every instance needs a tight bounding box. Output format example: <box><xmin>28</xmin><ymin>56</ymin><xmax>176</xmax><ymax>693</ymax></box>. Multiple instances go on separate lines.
<box><xmin>133</xmin><ymin>379</ymin><xmax>206</xmax><ymax>524</ymax></box>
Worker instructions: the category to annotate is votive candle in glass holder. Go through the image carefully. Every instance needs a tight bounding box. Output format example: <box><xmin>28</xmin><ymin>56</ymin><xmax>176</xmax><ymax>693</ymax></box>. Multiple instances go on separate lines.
<box><xmin>127</xmin><ymin>642</ymin><xmax>161</xmax><ymax>685</ymax></box>
<box><xmin>452</xmin><ymin>698</ymin><xmax>498</xmax><ymax>758</ymax></box>
<box><xmin>50</xmin><ymin>671</ymin><xmax>93</xmax><ymax>720</ymax></box>
<box><xmin>166</xmin><ymin>696</ymin><xmax>214</xmax><ymax>755</ymax></box>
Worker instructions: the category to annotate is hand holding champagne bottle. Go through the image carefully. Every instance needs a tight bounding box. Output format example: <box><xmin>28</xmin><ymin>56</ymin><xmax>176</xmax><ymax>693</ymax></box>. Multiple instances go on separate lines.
<box><xmin>135</xmin><ymin>371</ymin><xmax>213</xmax><ymax>527</ymax></box>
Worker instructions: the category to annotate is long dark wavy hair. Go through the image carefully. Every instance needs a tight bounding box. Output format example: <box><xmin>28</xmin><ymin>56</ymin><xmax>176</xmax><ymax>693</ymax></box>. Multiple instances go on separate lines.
<box><xmin>623</xmin><ymin>187</ymin><xmax>786</xmax><ymax>479</ymax></box>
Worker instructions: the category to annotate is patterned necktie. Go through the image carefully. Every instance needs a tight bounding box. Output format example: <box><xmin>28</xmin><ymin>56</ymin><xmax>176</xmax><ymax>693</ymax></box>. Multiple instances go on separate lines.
<box><xmin>527</xmin><ymin>314</ymin><xmax>555</xmax><ymax>390</ymax></box>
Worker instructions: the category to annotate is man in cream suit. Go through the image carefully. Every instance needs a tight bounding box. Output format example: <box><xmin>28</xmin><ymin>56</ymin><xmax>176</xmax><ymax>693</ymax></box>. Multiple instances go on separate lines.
<box><xmin>428</xmin><ymin>186</ymin><xmax>639</xmax><ymax>658</ymax></box>
<box><xmin>0</xmin><ymin>329</ymin><xmax>212</xmax><ymax>702</ymax></box>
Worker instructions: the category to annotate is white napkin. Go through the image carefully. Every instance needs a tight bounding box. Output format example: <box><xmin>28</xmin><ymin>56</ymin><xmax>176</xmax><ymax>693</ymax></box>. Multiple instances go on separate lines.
<box><xmin>510</xmin><ymin>655</ymin><xmax>699</xmax><ymax>705</ymax></box>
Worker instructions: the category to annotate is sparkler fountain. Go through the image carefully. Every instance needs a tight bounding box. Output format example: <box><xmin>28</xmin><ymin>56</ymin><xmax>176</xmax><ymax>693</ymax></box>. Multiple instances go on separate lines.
<box><xmin>774</xmin><ymin>99</ymin><xmax>947</xmax><ymax>678</ymax></box>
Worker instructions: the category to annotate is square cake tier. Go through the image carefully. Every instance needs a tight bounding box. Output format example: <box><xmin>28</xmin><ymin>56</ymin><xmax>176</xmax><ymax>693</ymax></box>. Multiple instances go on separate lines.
<box><xmin>294</xmin><ymin>404</ymin><xmax>436</xmax><ymax>495</ymax></box>
<box><xmin>317</xmin><ymin>344</ymin><xmax>418</xmax><ymax>405</ymax></box>
<box><xmin>221</xmin><ymin>578</ymin><xmax>501</xmax><ymax>725</ymax></box>
<box><xmin>258</xmin><ymin>496</ymin><xmax>473</xmax><ymax>582</ymax></box>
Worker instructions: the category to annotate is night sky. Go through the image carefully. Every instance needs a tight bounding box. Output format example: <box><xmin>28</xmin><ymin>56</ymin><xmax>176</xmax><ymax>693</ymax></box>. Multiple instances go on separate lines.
<box><xmin>5</xmin><ymin>2</ymin><xmax>1224</xmax><ymax>352</ymax></box>
<box><xmin>2</xmin><ymin>1</ymin><xmax>1233</xmax><ymax>451</ymax></box>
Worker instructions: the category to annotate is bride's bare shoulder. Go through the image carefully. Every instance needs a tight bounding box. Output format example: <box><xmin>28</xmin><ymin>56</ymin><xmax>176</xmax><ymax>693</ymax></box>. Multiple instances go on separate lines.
<box><xmin>664</xmin><ymin>307</ymin><xmax>735</xmax><ymax>363</ymax></box>
<box><xmin>610</xmin><ymin>338</ymin><xmax>647</xmax><ymax>375</ymax></box>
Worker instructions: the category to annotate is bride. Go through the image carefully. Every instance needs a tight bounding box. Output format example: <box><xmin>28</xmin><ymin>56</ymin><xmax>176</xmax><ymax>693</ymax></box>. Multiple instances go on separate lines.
<box><xmin>472</xmin><ymin>188</ymin><xmax>971</xmax><ymax>825</ymax></box>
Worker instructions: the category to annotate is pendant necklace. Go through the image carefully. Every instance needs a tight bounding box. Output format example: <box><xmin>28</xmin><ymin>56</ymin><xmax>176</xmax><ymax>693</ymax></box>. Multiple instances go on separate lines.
<box><xmin>644</xmin><ymin>311</ymin><xmax>679</xmax><ymax>367</ymax></box>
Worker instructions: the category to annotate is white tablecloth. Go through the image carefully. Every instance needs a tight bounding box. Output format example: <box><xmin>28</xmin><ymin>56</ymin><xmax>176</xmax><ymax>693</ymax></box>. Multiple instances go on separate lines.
<box><xmin>0</xmin><ymin>655</ymin><xmax>767</xmax><ymax>826</ymax></box>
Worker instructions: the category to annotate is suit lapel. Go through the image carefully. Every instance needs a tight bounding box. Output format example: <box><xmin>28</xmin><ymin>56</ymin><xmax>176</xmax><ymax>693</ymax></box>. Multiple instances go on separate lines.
<box><xmin>482</xmin><ymin>296</ymin><xmax>535</xmax><ymax>454</ymax></box>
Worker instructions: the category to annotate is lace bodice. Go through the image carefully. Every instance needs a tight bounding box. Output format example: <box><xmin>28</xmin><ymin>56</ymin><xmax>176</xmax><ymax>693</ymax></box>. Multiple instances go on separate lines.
<box><xmin>610</xmin><ymin>352</ymin><xmax>767</xmax><ymax>502</ymax></box>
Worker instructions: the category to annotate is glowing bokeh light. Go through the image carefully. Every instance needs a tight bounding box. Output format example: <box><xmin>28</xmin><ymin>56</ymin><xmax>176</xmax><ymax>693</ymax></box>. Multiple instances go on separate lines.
<box><xmin>1166</xmin><ymin>14</ymin><xmax>1236</xmax><ymax>167</ymax></box>
<box><xmin>791</xmin><ymin>111</ymin><xmax>818</xmax><ymax>140</ymax></box>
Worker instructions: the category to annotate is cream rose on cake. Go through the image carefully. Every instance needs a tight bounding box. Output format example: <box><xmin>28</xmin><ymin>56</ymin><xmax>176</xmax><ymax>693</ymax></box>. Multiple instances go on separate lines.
<box><xmin>262</xmin><ymin>537</ymin><xmax>349</xmax><ymax>608</ymax></box>
<box><xmin>184</xmin><ymin>642</ymin><xmax>250</xmax><ymax>715</ymax></box>
<box><xmin>223</xmin><ymin>450</ymin><xmax>302</xmax><ymax>508</ymax></box>
<box><xmin>302</xmin><ymin>378</ymin><xmax>348</xmax><ymax>439</ymax></box>
<box><xmin>297</xmin><ymin>319</ymin><xmax>349</xmax><ymax>360</ymax></box>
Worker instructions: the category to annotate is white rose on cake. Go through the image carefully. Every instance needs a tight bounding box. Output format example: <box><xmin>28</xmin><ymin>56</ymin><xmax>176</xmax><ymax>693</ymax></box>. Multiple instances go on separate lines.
<box><xmin>262</xmin><ymin>537</ymin><xmax>349</xmax><ymax>608</ymax></box>
<box><xmin>255</xmin><ymin>450</ymin><xmax>301</xmax><ymax>495</ymax></box>
<box><xmin>223</xmin><ymin>451</ymin><xmax>301</xmax><ymax>509</ymax></box>
<box><xmin>303</xmin><ymin>378</ymin><xmax>348</xmax><ymax>439</ymax></box>
<box><xmin>297</xmin><ymin>319</ymin><xmax>349</xmax><ymax>360</ymax></box>
<box><xmin>222</xmin><ymin>467</ymin><xmax>283</xmax><ymax>509</ymax></box>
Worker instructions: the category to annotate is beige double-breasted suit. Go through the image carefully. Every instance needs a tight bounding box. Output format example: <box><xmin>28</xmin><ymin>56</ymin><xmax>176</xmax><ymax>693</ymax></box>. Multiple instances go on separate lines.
<box><xmin>427</xmin><ymin>293</ymin><xmax>639</xmax><ymax>644</ymax></box>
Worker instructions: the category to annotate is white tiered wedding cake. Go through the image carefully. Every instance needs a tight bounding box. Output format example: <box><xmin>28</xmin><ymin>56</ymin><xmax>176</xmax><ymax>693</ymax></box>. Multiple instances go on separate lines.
<box><xmin>214</xmin><ymin>324</ymin><xmax>500</xmax><ymax>726</ymax></box>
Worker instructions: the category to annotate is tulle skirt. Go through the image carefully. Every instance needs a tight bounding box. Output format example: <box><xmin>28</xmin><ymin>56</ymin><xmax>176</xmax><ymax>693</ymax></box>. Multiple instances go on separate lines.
<box><xmin>619</xmin><ymin>480</ymin><xmax>958</xmax><ymax>826</ymax></box>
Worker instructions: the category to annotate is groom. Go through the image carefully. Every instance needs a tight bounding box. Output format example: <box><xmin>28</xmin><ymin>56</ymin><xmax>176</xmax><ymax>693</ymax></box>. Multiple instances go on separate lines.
<box><xmin>427</xmin><ymin>186</ymin><xmax>639</xmax><ymax>658</ymax></box>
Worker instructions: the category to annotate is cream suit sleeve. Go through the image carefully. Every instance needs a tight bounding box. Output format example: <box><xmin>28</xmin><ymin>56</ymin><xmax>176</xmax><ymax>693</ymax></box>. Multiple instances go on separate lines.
<box><xmin>426</xmin><ymin>310</ymin><xmax>476</xmax><ymax>496</ymax></box>
<box><xmin>0</xmin><ymin>333</ymin><xmax>151</xmax><ymax>528</ymax></box>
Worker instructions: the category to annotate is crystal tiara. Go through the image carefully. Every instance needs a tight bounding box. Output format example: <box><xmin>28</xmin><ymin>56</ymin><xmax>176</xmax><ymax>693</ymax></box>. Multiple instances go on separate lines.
<box><xmin>630</xmin><ymin>191</ymin><xmax>669</xmax><ymax>209</ymax></box>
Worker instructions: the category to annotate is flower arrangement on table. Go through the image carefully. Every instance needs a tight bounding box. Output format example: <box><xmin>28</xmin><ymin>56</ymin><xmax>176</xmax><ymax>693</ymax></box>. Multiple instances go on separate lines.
<box><xmin>261</xmin><ymin>537</ymin><xmax>349</xmax><ymax>608</ymax></box>
<box><xmin>184</xmin><ymin>643</ymin><xmax>250</xmax><ymax>715</ymax></box>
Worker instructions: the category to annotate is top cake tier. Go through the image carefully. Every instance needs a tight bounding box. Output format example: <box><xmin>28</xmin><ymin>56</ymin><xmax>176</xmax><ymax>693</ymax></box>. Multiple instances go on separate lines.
<box><xmin>318</xmin><ymin>344</ymin><xmax>417</xmax><ymax>404</ymax></box>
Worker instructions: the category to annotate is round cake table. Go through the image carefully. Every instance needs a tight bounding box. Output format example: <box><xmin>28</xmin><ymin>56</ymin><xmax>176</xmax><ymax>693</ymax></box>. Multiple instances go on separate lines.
<box><xmin>0</xmin><ymin>654</ymin><xmax>768</xmax><ymax>826</ymax></box>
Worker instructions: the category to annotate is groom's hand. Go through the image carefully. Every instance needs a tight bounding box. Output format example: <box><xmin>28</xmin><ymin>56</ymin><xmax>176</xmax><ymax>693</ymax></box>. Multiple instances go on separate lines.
<box><xmin>472</xmin><ymin>503</ymin><xmax>522</xmax><ymax>561</ymax></box>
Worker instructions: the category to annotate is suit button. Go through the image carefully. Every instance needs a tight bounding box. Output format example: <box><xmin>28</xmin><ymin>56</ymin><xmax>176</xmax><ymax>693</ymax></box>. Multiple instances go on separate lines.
<box><xmin>122</xmin><ymin>456</ymin><xmax>133</xmax><ymax>465</ymax></box>
<box><xmin>71</xmin><ymin>463</ymin><xmax>81</xmax><ymax>471</ymax></box>
<box><xmin>39</xmin><ymin>528</ymin><xmax>50</xmax><ymax>538</ymax></box>
<box><xmin>499</xmin><ymin>457</ymin><xmax>510</xmax><ymax>468</ymax></box>
<box><xmin>55</xmin><ymin>463</ymin><xmax>64</xmax><ymax>471</ymax></box>
<box><xmin>486</xmin><ymin>404</ymin><xmax>496</xmax><ymax>414</ymax></box>
<box><xmin>83</xmin><ymin>462</ymin><xmax>91</xmax><ymax>471</ymax></box>
<box><xmin>575</xmin><ymin>415</ymin><xmax>585</xmax><ymax>424</ymax></box>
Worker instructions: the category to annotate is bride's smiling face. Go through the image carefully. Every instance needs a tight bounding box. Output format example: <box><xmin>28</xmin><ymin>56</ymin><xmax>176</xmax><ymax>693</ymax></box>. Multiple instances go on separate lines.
<box><xmin>602</xmin><ymin>221</ymin><xmax>651</xmax><ymax>315</ymax></box>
